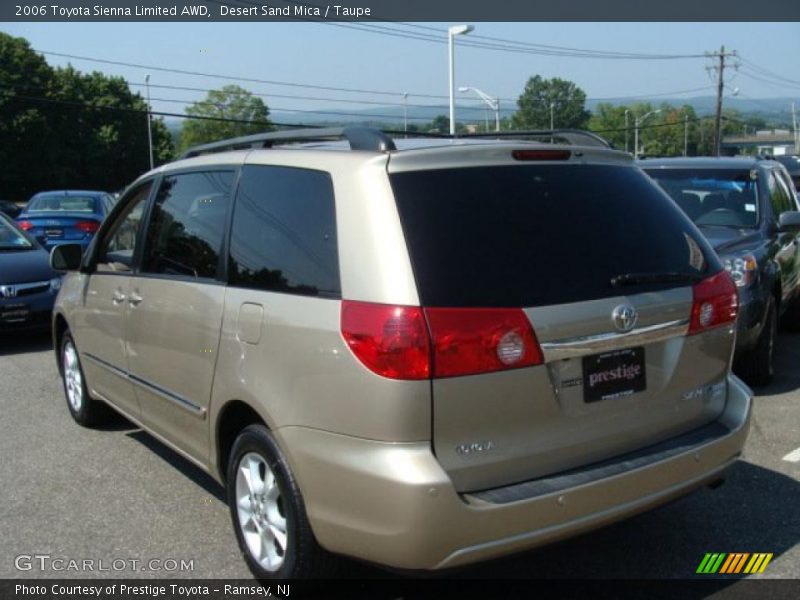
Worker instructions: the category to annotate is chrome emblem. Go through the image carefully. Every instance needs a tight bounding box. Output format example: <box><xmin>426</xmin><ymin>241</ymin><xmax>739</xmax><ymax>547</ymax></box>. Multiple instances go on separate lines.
<box><xmin>0</xmin><ymin>285</ymin><xmax>17</xmax><ymax>299</ymax></box>
<box><xmin>612</xmin><ymin>304</ymin><xmax>638</xmax><ymax>332</ymax></box>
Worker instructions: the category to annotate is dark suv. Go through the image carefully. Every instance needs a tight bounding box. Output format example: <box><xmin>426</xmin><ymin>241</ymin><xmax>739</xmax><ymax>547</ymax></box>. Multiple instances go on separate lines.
<box><xmin>642</xmin><ymin>157</ymin><xmax>800</xmax><ymax>384</ymax></box>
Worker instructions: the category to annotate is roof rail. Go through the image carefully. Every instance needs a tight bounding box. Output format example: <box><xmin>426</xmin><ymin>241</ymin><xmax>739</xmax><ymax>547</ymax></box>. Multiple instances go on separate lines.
<box><xmin>179</xmin><ymin>126</ymin><xmax>396</xmax><ymax>159</ymax></box>
<box><xmin>460</xmin><ymin>129</ymin><xmax>612</xmax><ymax>148</ymax></box>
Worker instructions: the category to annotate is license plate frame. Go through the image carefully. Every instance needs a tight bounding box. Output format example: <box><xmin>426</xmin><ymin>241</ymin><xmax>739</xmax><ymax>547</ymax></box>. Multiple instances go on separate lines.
<box><xmin>582</xmin><ymin>346</ymin><xmax>646</xmax><ymax>403</ymax></box>
<box><xmin>1</xmin><ymin>303</ymin><xmax>31</xmax><ymax>323</ymax></box>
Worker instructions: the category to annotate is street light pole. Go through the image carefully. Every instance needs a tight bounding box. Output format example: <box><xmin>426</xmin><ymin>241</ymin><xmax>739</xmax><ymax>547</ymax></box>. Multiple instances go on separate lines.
<box><xmin>458</xmin><ymin>86</ymin><xmax>500</xmax><ymax>132</ymax></box>
<box><xmin>550</xmin><ymin>102</ymin><xmax>555</xmax><ymax>130</ymax></box>
<box><xmin>402</xmin><ymin>92</ymin><xmax>408</xmax><ymax>134</ymax></box>
<box><xmin>634</xmin><ymin>109</ymin><xmax>661</xmax><ymax>159</ymax></box>
<box><xmin>448</xmin><ymin>24</ymin><xmax>474</xmax><ymax>136</ymax></box>
<box><xmin>624</xmin><ymin>109</ymin><xmax>630</xmax><ymax>153</ymax></box>
<box><xmin>684</xmin><ymin>114</ymin><xmax>689</xmax><ymax>157</ymax></box>
<box><xmin>145</xmin><ymin>74</ymin><xmax>153</xmax><ymax>170</ymax></box>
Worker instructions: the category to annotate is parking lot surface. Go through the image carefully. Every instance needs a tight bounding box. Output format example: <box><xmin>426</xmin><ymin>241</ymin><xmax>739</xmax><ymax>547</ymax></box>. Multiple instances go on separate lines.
<box><xmin>0</xmin><ymin>331</ymin><xmax>797</xmax><ymax>582</ymax></box>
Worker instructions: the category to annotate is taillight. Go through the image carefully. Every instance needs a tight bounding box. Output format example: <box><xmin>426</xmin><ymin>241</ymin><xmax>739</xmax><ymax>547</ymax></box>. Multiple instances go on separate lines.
<box><xmin>512</xmin><ymin>149</ymin><xmax>571</xmax><ymax>161</ymax></box>
<box><xmin>75</xmin><ymin>221</ymin><xmax>100</xmax><ymax>233</ymax></box>
<box><xmin>18</xmin><ymin>220</ymin><xmax>33</xmax><ymax>231</ymax></box>
<box><xmin>689</xmin><ymin>271</ymin><xmax>738</xmax><ymax>335</ymax></box>
<box><xmin>341</xmin><ymin>301</ymin><xmax>431</xmax><ymax>380</ymax></box>
<box><xmin>425</xmin><ymin>307</ymin><xmax>543</xmax><ymax>378</ymax></box>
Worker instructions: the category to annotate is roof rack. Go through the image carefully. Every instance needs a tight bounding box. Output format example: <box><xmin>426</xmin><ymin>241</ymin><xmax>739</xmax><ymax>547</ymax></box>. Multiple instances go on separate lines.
<box><xmin>460</xmin><ymin>129</ymin><xmax>611</xmax><ymax>148</ymax></box>
<box><xmin>179</xmin><ymin>126</ymin><xmax>396</xmax><ymax>159</ymax></box>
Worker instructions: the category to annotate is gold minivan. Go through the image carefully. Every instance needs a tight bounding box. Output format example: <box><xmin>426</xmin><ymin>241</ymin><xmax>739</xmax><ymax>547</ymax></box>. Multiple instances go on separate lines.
<box><xmin>51</xmin><ymin>128</ymin><xmax>752</xmax><ymax>578</ymax></box>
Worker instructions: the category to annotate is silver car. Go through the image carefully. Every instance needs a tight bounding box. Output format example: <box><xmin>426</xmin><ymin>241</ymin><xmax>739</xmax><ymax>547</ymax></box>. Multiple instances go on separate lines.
<box><xmin>50</xmin><ymin>128</ymin><xmax>752</xmax><ymax>578</ymax></box>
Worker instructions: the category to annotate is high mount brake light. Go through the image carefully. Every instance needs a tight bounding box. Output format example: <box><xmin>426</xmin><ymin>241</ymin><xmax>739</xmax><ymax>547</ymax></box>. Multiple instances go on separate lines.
<box><xmin>689</xmin><ymin>271</ymin><xmax>738</xmax><ymax>334</ymax></box>
<box><xmin>341</xmin><ymin>301</ymin><xmax>543</xmax><ymax>380</ymax></box>
<box><xmin>511</xmin><ymin>149</ymin><xmax>572</xmax><ymax>161</ymax></box>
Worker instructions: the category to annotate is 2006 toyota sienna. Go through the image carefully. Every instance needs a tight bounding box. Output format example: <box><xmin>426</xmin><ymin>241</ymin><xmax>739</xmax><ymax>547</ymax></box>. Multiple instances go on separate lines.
<box><xmin>50</xmin><ymin>127</ymin><xmax>752</xmax><ymax>579</ymax></box>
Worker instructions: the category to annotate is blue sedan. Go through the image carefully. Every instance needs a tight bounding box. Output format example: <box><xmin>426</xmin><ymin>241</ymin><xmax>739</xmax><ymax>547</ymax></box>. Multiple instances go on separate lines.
<box><xmin>16</xmin><ymin>190</ymin><xmax>114</xmax><ymax>252</ymax></box>
<box><xmin>0</xmin><ymin>214</ymin><xmax>62</xmax><ymax>332</ymax></box>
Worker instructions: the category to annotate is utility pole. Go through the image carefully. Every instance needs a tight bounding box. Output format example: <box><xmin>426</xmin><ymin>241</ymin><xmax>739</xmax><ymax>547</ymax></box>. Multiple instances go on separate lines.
<box><xmin>402</xmin><ymin>93</ymin><xmax>408</xmax><ymax>135</ymax></box>
<box><xmin>145</xmin><ymin>74</ymin><xmax>153</xmax><ymax>170</ymax></box>
<box><xmin>709</xmin><ymin>46</ymin><xmax>737</xmax><ymax>157</ymax></box>
<box><xmin>624</xmin><ymin>109</ymin><xmax>630</xmax><ymax>153</ymax></box>
<box><xmin>684</xmin><ymin>114</ymin><xmax>688</xmax><ymax>157</ymax></box>
<box><xmin>793</xmin><ymin>101</ymin><xmax>798</xmax><ymax>154</ymax></box>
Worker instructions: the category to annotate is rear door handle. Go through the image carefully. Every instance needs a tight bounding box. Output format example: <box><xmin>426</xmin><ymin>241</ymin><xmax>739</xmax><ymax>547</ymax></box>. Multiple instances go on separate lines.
<box><xmin>112</xmin><ymin>290</ymin><xmax>126</xmax><ymax>305</ymax></box>
<box><xmin>128</xmin><ymin>292</ymin><xmax>143</xmax><ymax>307</ymax></box>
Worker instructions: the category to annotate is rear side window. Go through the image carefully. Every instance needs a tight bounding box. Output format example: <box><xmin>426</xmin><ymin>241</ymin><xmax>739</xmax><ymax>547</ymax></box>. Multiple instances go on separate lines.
<box><xmin>391</xmin><ymin>164</ymin><xmax>717</xmax><ymax>308</ymax></box>
<box><xmin>768</xmin><ymin>171</ymin><xmax>795</xmax><ymax>218</ymax></box>
<box><xmin>228</xmin><ymin>165</ymin><xmax>340</xmax><ymax>298</ymax></box>
<box><xmin>142</xmin><ymin>171</ymin><xmax>233</xmax><ymax>279</ymax></box>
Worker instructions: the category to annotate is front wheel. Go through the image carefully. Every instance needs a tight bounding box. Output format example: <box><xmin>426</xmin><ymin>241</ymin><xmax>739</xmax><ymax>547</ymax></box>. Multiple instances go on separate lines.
<box><xmin>226</xmin><ymin>424</ymin><xmax>336</xmax><ymax>579</ymax></box>
<box><xmin>60</xmin><ymin>331</ymin><xmax>108</xmax><ymax>426</ymax></box>
<box><xmin>737</xmin><ymin>297</ymin><xmax>776</xmax><ymax>386</ymax></box>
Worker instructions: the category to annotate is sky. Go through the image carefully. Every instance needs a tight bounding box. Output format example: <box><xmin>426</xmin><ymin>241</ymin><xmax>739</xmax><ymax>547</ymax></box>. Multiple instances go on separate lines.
<box><xmin>3</xmin><ymin>22</ymin><xmax>799</xmax><ymax>123</ymax></box>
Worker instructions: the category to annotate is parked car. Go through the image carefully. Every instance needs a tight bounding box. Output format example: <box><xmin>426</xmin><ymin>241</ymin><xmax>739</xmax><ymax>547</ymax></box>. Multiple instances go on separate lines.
<box><xmin>0</xmin><ymin>200</ymin><xmax>22</xmax><ymax>219</ymax></box>
<box><xmin>0</xmin><ymin>213</ymin><xmax>62</xmax><ymax>332</ymax></box>
<box><xmin>16</xmin><ymin>190</ymin><xmax>115</xmax><ymax>252</ymax></box>
<box><xmin>51</xmin><ymin>128</ymin><xmax>751</xmax><ymax>579</ymax></box>
<box><xmin>773</xmin><ymin>154</ymin><xmax>800</xmax><ymax>190</ymax></box>
<box><xmin>641</xmin><ymin>157</ymin><xmax>800</xmax><ymax>384</ymax></box>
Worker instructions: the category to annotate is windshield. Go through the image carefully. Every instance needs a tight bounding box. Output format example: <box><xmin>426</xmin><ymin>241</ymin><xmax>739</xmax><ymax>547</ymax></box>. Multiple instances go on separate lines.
<box><xmin>28</xmin><ymin>195</ymin><xmax>97</xmax><ymax>213</ymax></box>
<box><xmin>0</xmin><ymin>217</ymin><xmax>34</xmax><ymax>249</ymax></box>
<box><xmin>644</xmin><ymin>168</ymin><xmax>759</xmax><ymax>228</ymax></box>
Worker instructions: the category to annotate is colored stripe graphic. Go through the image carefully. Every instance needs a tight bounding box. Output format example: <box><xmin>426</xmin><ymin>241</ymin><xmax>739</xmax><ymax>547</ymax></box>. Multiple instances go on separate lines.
<box><xmin>698</xmin><ymin>552</ymin><xmax>773</xmax><ymax>574</ymax></box>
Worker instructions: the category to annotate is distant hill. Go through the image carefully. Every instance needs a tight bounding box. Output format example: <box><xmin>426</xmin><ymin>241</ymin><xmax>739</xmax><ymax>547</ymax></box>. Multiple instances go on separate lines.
<box><xmin>162</xmin><ymin>96</ymin><xmax>796</xmax><ymax>131</ymax></box>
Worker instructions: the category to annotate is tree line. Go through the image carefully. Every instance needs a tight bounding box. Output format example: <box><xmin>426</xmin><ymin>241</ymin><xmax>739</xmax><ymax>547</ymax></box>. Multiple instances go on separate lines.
<box><xmin>0</xmin><ymin>32</ymin><xmax>784</xmax><ymax>202</ymax></box>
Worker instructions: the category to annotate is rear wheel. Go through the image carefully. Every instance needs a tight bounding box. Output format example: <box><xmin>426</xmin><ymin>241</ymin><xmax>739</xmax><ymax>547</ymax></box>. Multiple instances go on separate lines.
<box><xmin>226</xmin><ymin>424</ymin><xmax>336</xmax><ymax>579</ymax></box>
<box><xmin>737</xmin><ymin>297</ymin><xmax>776</xmax><ymax>386</ymax></box>
<box><xmin>60</xmin><ymin>331</ymin><xmax>108</xmax><ymax>426</ymax></box>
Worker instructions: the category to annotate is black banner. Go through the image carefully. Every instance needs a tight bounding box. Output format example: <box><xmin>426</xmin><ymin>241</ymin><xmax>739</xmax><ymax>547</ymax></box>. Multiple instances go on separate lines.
<box><xmin>2</xmin><ymin>0</ymin><xmax>800</xmax><ymax>22</ymax></box>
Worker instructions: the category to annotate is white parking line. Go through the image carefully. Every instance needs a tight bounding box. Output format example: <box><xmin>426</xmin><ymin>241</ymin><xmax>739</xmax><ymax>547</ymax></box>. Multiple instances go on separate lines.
<box><xmin>782</xmin><ymin>447</ymin><xmax>800</xmax><ymax>463</ymax></box>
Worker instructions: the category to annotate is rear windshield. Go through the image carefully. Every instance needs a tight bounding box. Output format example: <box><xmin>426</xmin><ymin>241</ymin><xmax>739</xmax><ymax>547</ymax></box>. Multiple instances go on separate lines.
<box><xmin>28</xmin><ymin>195</ymin><xmax>97</xmax><ymax>212</ymax></box>
<box><xmin>390</xmin><ymin>164</ymin><xmax>717</xmax><ymax>308</ymax></box>
<box><xmin>643</xmin><ymin>168</ymin><xmax>759</xmax><ymax>228</ymax></box>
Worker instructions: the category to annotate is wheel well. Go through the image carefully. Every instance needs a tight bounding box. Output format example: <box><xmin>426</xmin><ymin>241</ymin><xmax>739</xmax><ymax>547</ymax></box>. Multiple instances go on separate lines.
<box><xmin>216</xmin><ymin>401</ymin><xmax>266</xmax><ymax>483</ymax></box>
<box><xmin>53</xmin><ymin>315</ymin><xmax>68</xmax><ymax>374</ymax></box>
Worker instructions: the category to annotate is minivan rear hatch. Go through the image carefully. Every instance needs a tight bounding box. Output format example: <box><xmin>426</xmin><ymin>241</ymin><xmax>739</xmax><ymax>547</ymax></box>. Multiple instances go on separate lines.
<box><xmin>389</xmin><ymin>152</ymin><xmax>736</xmax><ymax>492</ymax></box>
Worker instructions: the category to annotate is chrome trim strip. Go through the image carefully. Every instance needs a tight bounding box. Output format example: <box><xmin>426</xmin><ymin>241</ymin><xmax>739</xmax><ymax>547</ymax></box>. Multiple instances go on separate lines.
<box><xmin>540</xmin><ymin>318</ymin><xmax>689</xmax><ymax>361</ymax></box>
<box><xmin>83</xmin><ymin>352</ymin><xmax>128</xmax><ymax>379</ymax></box>
<box><xmin>0</xmin><ymin>279</ymin><xmax>50</xmax><ymax>298</ymax></box>
<box><xmin>83</xmin><ymin>352</ymin><xmax>206</xmax><ymax>418</ymax></box>
<box><xmin>128</xmin><ymin>373</ymin><xmax>207</xmax><ymax>418</ymax></box>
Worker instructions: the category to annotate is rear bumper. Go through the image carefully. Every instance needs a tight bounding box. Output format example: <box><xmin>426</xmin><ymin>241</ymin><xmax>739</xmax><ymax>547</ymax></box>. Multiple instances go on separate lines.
<box><xmin>277</xmin><ymin>373</ymin><xmax>752</xmax><ymax>570</ymax></box>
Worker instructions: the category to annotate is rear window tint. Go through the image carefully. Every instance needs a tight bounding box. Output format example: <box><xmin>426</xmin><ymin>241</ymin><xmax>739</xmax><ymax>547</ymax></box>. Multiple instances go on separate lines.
<box><xmin>390</xmin><ymin>164</ymin><xmax>718</xmax><ymax>308</ymax></box>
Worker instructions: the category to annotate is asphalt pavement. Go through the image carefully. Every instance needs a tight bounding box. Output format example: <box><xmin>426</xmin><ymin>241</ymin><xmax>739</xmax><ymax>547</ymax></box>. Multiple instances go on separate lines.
<box><xmin>0</xmin><ymin>329</ymin><xmax>797</xmax><ymax>585</ymax></box>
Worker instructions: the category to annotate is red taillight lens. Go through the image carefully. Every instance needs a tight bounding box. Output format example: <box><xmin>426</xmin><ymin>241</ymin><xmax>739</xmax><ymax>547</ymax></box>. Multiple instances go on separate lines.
<box><xmin>425</xmin><ymin>308</ymin><xmax>543</xmax><ymax>378</ymax></box>
<box><xmin>341</xmin><ymin>301</ymin><xmax>431</xmax><ymax>380</ymax></box>
<box><xmin>75</xmin><ymin>220</ymin><xmax>100</xmax><ymax>233</ymax></box>
<box><xmin>18</xmin><ymin>220</ymin><xmax>33</xmax><ymax>231</ymax></box>
<box><xmin>512</xmin><ymin>149</ymin><xmax>571</xmax><ymax>161</ymax></box>
<box><xmin>689</xmin><ymin>271</ymin><xmax>739</xmax><ymax>335</ymax></box>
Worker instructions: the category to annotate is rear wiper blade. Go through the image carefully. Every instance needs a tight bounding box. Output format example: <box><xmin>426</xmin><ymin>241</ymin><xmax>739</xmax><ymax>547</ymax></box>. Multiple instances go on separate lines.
<box><xmin>610</xmin><ymin>271</ymin><xmax>704</xmax><ymax>287</ymax></box>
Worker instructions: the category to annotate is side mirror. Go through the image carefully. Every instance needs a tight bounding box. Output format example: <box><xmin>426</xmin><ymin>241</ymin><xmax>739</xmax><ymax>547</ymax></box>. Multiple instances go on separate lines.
<box><xmin>50</xmin><ymin>244</ymin><xmax>83</xmax><ymax>271</ymax></box>
<box><xmin>779</xmin><ymin>211</ymin><xmax>800</xmax><ymax>233</ymax></box>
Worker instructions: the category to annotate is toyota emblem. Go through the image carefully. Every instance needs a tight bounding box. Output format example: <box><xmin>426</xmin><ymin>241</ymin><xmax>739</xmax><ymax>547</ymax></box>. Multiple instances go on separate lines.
<box><xmin>612</xmin><ymin>304</ymin><xmax>638</xmax><ymax>332</ymax></box>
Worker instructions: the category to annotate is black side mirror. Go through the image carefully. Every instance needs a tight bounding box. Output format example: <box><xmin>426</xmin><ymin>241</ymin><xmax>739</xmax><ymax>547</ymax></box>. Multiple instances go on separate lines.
<box><xmin>50</xmin><ymin>244</ymin><xmax>83</xmax><ymax>271</ymax></box>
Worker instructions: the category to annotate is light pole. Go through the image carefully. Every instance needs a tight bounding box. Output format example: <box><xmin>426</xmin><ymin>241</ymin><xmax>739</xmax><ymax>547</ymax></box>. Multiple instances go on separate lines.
<box><xmin>550</xmin><ymin>102</ymin><xmax>555</xmax><ymax>130</ymax></box>
<box><xmin>458</xmin><ymin>86</ymin><xmax>500</xmax><ymax>132</ymax></box>
<box><xmin>634</xmin><ymin>109</ymin><xmax>661</xmax><ymax>159</ymax></box>
<box><xmin>145</xmin><ymin>74</ymin><xmax>153</xmax><ymax>170</ymax></box>
<box><xmin>684</xmin><ymin>114</ymin><xmax>689</xmax><ymax>157</ymax></box>
<box><xmin>448</xmin><ymin>24</ymin><xmax>474</xmax><ymax>136</ymax></box>
<box><xmin>402</xmin><ymin>92</ymin><xmax>408</xmax><ymax>134</ymax></box>
<box><xmin>624</xmin><ymin>109</ymin><xmax>630</xmax><ymax>153</ymax></box>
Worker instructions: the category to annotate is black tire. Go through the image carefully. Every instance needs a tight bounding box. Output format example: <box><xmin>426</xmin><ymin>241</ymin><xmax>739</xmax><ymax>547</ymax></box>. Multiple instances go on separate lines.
<box><xmin>60</xmin><ymin>331</ymin><xmax>108</xmax><ymax>427</ymax></box>
<box><xmin>226</xmin><ymin>424</ymin><xmax>337</xmax><ymax>579</ymax></box>
<box><xmin>737</xmin><ymin>297</ymin><xmax>777</xmax><ymax>386</ymax></box>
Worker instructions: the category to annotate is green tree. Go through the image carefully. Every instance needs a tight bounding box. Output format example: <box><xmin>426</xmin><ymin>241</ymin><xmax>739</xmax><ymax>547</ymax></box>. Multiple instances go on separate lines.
<box><xmin>424</xmin><ymin>114</ymin><xmax>466</xmax><ymax>134</ymax></box>
<box><xmin>180</xmin><ymin>85</ymin><xmax>272</xmax><ymax>150</ymax></box>
<box><xmin>513</xmin><ymin>75</ymin><xmax>590</xmax><ymax>130</ymax></box>
<box><xmin>588</xmin><ymin>103</ymin><xmax>630</xmax><ymax>150</ymax></box>
<box><xmin>0</xmin><ymin>33</ymin><xmax>54</xmax><ymax>200</ymax></box>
